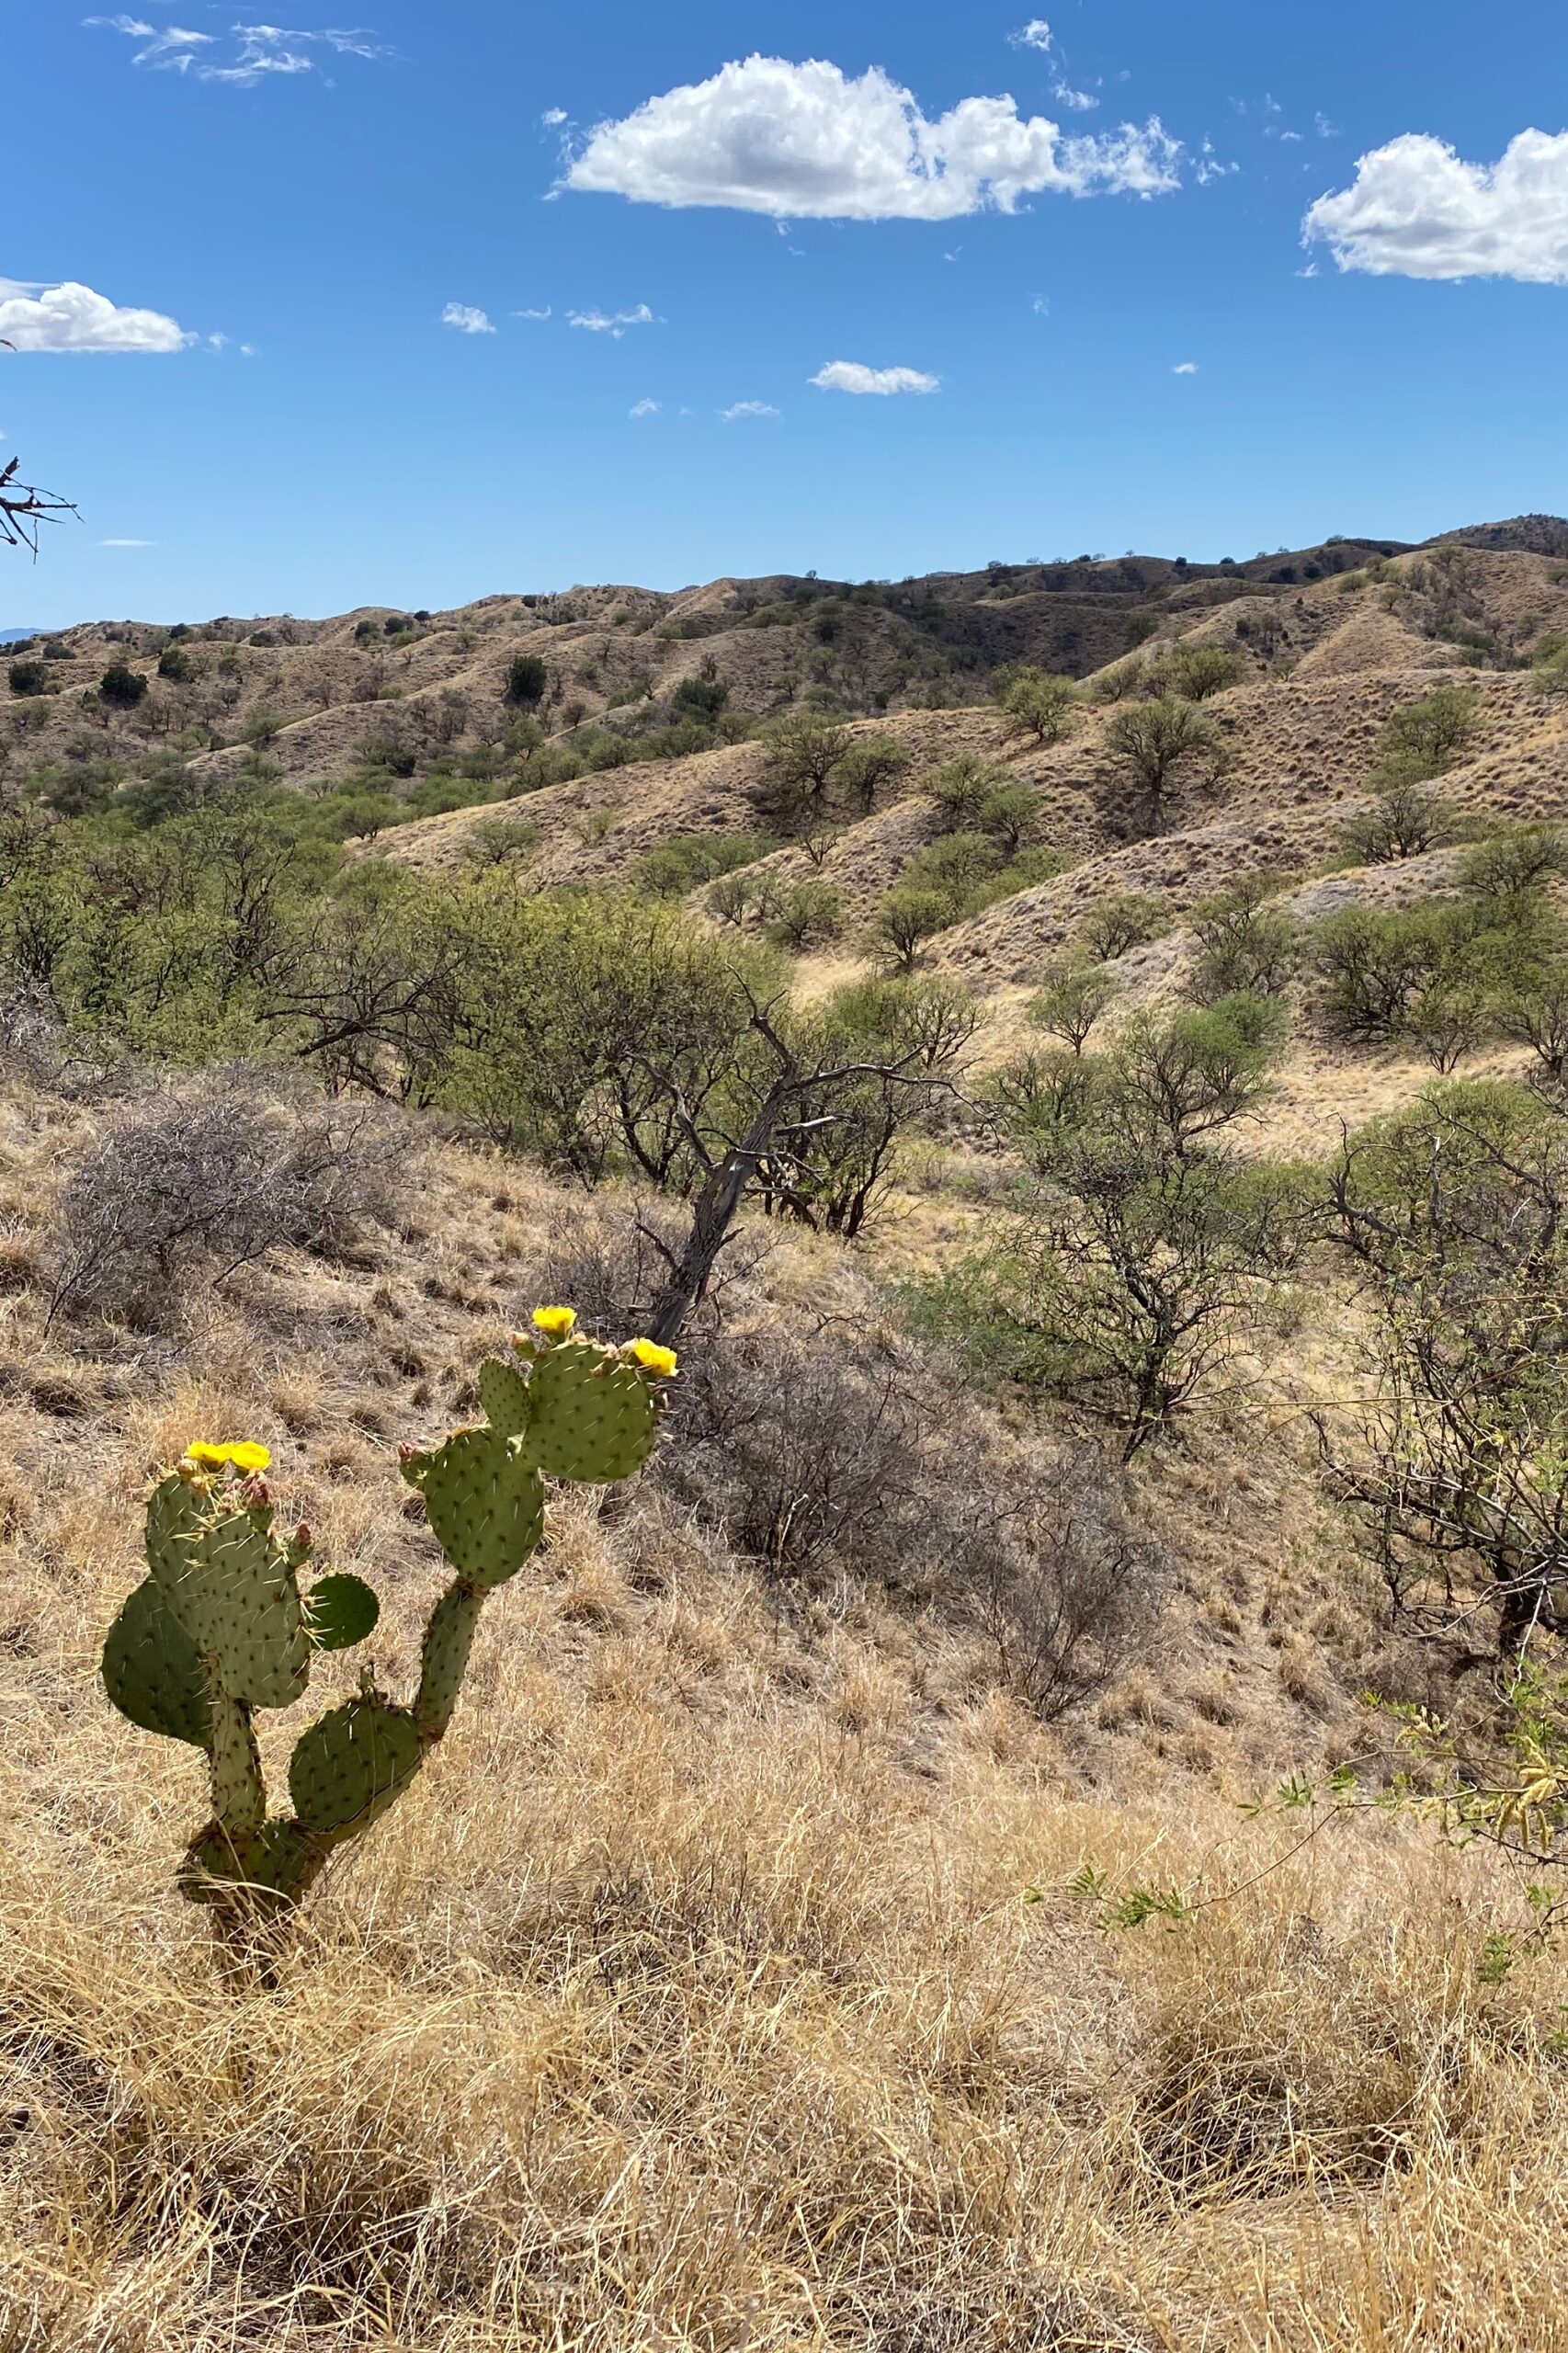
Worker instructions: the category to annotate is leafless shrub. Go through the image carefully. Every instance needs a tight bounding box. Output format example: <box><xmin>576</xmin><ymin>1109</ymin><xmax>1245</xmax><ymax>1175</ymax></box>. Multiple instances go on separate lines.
<box><xmin>524</xmin><ymin>1213</ymin><xmax>1164</xmax><ymax>1710</ymax></box>
<box><xmin>48</xmin><ymin>1070</ymin><xmax>415</xmax><ymax>1327</ymax></box>
<box><xmin>0</xmin><ymin>984</ymin><xmax>69</xmax><ymax>1086</ymax></box>
<box><xmin>964</xmin><ymin>1449</ymin><xmax>1166</xmax><ymax>1718</ymax></box>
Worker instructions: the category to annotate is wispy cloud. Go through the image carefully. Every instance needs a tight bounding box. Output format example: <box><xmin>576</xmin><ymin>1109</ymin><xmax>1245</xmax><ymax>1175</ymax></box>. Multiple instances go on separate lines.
<box><xmin>811</xmin><ymin>360</ymin><xmax>939</xmax><ymax>395</ymax></box>
<box><xmin>629</xmin><ymin>397</ymin><xmax>659</xmax><ymax>417</ymax></box>
<box><xmin>98</xmin><ymin>537</ymin><xmax>155</xmax><ymax>546</ymax></box>
<box><xmin>513</xmin><ymin>306</ymin><xmax>551</xmax><ymax>320</ymax></box>
<box><xmin>541</xmin><ymin>106</ymin><xmax>567</xmax><ymax>126</ymax></box>
<box><xmin>1173</xmin><ymin>361</ymin><xmax>1199</xmax><ymax>375</ymax></box>
<box><xmin>721</xmin><ymin>400</ymin><xmax>779</xmax><ymax>421</ymax></box>
<box><xmin>0</xmin><ymin>277</ymin><xmax>191</xmax><ymax>351</ymax></box>
<box><xmin>441</xmin><ymin>302</ymin><xmax>495</xmax><ymax>335</ymax></box>
<box><xmin>1196</xmin><ymin>139</ymin><xmax>1239</xmax><ymax>185</ymax></box>
<box><xmin>85</xmin><ymin>14</ymin><xmax>392</xmax><ymax>85</ymax></box>
<box><xmin>1008</xmin><ymin>20</ymin><xmax>1097</xmax><ymax>112</ymax></box>
<box><xmin>562</xmin><ymin>56</ymin><xmax>1180</xmax><ymax>220</ymax></box>
<box><xmin>84</xmin><ymin>15</ymin><xmax>211</xmax><ymax>70</ymax></box>
<box><xmin>567</xmin><ymin>303</ymin><xmax>658</xmax><ymax>336</ymax></box>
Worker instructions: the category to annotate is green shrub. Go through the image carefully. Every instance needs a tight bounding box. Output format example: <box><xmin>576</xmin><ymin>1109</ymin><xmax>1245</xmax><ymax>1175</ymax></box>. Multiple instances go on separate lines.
<box><xmin>1188</xmin><ymin>874</ymin><xmax>1300</xmax><ymax>1003</ymax></box>
<box><xmin>998</xmin><ymin>667</ymin><xmax>1078</xmax><ymax>744</ymax></box>
<box><xmin>1075</xmin><ymin>892</ymin><xmax>1172</xmax><ymax>963</ymax></box>
<box><xmin>639</xmin><ymin>832</ymin><xmax>776</xmax><ymax>898</ymax></box>
<box><xmin>506</xmin><ymin>653</ymin><xmax>550</xmax><ymax>707</ymax></box>
<box><xmin>838</xmin><ymin>736</ymin><xmax>911</xmax><ymax>811</ymax></box>
<box><xmin>99</xmin><ymin>659</ymin><xmax>149</xmax><ymax>709</ymax></box>
<box><xmin>1104</xmin><ymin>695</ymin><xmax>1221</xmax><ymax>833</ymax></box>
<box><xmin>7</xmin><ymin>659</ymin><xmax>49</xmax><ymax>697</ymax></box>
<box><xmin>1153</xmin><ymin>642</ymin><xmax>1244</xmax><ymax>700</ymax></box>
<box><xmin>1028</xmin><ymin>959</ymin><xmax>1118</xmax><ymax>1054</ymax></box>
<box><xmin>1373</xmin><ymin>684</ymin><xmax>1479</xmax><ymax>783</ymax></box>
<box><xmin>1341</xmin><ymin>779</ymin><xmax>1452</xmax><ymax>865</ymax></box>
<box><xmin>766</xmin><ymin>878</ymin><xmax>844</xmax><ymax>949</ymax></box>
<box><xmin>942</xmin><ymin>1002</ymin><xmax>1308</xmax><ymax>1452</ymax></box>
<box><xmin>870</xmin><ymin>886</ymin><xmax>953</xmax><ymax>972</ymax></box>
<box><xmin>670</xmin><ymin>674</ymin><xmax>730</xmax><ymax>722</ymax></box>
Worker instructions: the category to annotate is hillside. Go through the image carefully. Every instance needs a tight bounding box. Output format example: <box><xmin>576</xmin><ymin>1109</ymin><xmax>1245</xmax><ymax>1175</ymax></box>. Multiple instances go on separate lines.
<box><xmin>3</xmin><ymin>521</ymin><xmax>1568</xmax><ymax>2350</ymax></box>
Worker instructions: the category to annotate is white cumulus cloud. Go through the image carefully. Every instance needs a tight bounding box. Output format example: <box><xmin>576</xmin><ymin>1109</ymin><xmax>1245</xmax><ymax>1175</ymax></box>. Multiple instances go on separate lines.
<box><xmin>567</xmin><ymin>303</ymin><xmax>658</xmax><ymax>335</ymax></box>
<box><xmin>0</xmin><ymin>278</ymin><xmax>190</xmax><ymax>352</ymax></box>
<box><xmin>441</xmin><ymin>302</ymin><xmax>495</xmax><ymax>334</ymax></box>
<box><xmin>1011</xmin><ymin>18</ymin><xmax>1053</xmax><ymax>51</ymax></box>
<box><xmin>562</xmin><ymin>55</ymin><xmax>1180</xmax><ymax>221</ymax></box>
<box><xmin>1303</xmin><ymin>130</ymin><xmax>1568</xmax><ymax>282</ymax></box>
<box><xmin>811</xmin><ymin>360</ymin><xmax>940</xmax><ymax>395</ymax></box>
<box><xmin>721</xmin><ymin>400</ymin><xmax>779</xmax><ymax>420</ymax></box>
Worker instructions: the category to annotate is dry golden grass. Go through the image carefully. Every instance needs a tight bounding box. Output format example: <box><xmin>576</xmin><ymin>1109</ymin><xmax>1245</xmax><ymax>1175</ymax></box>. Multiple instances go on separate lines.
<box><xmin>0</xmin><ymin>1085</ymin><xmax>1564</xmax><ymax>2350</ymax></box>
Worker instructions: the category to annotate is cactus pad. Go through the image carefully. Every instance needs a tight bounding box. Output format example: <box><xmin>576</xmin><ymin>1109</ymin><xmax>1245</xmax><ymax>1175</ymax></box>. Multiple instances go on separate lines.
<box><xmin>102</xmin><ymin>1578</ymin><xmax>212</xmax><ymax>1750</ymax></box>
<box><xmin>306</xmin><ymin>1573</ymin><xmax>381</xmax><ymax>1653</ymax></box>
<box><xmin>184</xmin><ymin>1819</ymin><xmax>319</xmax><ymax>1907</ymax></box>
<box><xmin>525</xmin><ymin>1338</ymin><xmax>659</xmax><ymax>1483</ymax></box>
<box><xmin>477</xmin><ymin>1357</ymin><xmax>530</xmax><ymax>1438</ymax></box>
<box><xmin>289</xmin><ymin>1697</ymin><xmax>422</xmax><ymax>1837</ymax></box>
<box><xmin>406</xmin><ymin>1427</ymin><xmax>545</xmax><ymax>1589</ymax></box>
<box><xmin>415</xmin><ymin>1582</ymin><xmax>483</xmax><ymax>1742</ymax></box>
<box><xmin>144</xmin><ymin>1475</ymin><xmax>310</xmax><ymax>1711</ymax></box>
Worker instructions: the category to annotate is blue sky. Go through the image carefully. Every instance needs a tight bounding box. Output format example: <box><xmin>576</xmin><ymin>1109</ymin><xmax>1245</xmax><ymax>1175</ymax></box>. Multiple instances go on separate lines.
<box><xmin>6</xmin><ymin>0</ymin><xmax>1568</xmax><ymax>622</ymax></box>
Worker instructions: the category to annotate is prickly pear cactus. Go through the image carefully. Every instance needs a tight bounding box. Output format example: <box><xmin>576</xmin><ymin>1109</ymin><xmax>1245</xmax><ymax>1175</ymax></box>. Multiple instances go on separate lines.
<box><xmin>101</xmin><ymin>1310</ymin><xmax>676</xmax><ymax>1960</ymax></box>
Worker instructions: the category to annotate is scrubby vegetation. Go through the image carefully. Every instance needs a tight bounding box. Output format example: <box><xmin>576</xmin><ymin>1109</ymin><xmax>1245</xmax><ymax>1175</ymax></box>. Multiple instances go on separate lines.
<box><xmin>8</xmin><ymin>528</ymin><xmax>1568</xmax><ymax>2348</ymax></box>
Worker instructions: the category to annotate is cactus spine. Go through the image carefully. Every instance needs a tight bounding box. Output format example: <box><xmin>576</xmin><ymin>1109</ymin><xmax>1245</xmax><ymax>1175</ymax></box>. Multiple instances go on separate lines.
<box><xmin>100</xmin><ymin>1313</ymin><xmax>673</xmax><ymax>1957</ymax></box>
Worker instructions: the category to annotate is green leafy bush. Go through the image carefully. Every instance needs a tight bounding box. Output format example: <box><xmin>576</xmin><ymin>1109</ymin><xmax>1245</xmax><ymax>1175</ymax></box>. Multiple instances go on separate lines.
<box><xmin>506</xmin><ymin>653</ymin><xmax>550</xmax><ymax>708</ymax></box>
<box><xmin>99</xmin><ymin>659</ymin><xmax>150</xmax><ymax>709</ymax></box>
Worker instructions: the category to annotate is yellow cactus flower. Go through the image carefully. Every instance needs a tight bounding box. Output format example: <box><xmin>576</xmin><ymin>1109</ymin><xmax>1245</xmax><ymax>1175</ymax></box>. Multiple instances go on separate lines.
<box><xmin>187</xmin><ymin>1440</ymin><xmax>272</xmax><ymax>1474</ymax></box>
<box><xmin>531</xmin><ymin>1305</ymin><xmax>578</xmax><ymax>1338</ymax></box>
<box><xmin>628</xmin><ymin>1338</ymin><xmax>678</xmax><ymax>1378</ymax></box>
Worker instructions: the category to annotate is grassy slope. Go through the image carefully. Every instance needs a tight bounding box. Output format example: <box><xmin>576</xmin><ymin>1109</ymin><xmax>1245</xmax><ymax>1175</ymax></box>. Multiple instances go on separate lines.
<box><xmin>5</xmin><ymin>534</ymin><xmax>1568</xmax><ymax>2348</ymax></box>
<box><xmin>1</xmin><ymin>1084</ymin><xmax>1566</xmax><ymax>2350</ymax></box>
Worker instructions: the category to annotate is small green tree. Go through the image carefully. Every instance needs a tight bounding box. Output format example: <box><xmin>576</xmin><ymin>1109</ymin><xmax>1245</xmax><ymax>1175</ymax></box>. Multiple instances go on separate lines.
<box><xmin>999</xmin><ymin>667</ymin><xmax>1078</xmax><ymax>744</ymax></box>
<box><xmin>838</xmin><ymin>735</ymin><xmax>912</xmax><ymax>812</ymax></box>
<box><xmin>1341</xmin><ymin>778</ymin><xmax>1451</xmax><ymax>865</ymax></box>
<box><xmin>766</xmin><ymin>877</ymin><xmax>844</xmax><ymax>949</ymax></box>
<box><xmin>977</xmin><ymin>780</ymin><xmax>1040</xmax><ymax>853</ymax></box>
<box><xmin>1187</xmin><ymin>874</ymin><xmax>1300</xmax><ymax>1003</ymax></box>
<box><xmin>1076</xmin><ymin>892</ymin><xmax>1171</xmax><ymax>963</ymax></box>
<box><xmin>505</xmin><ymin>653</ymin><xmax>550</xmax><ymax>708</ymax></box>
<box><xmin>1028</xmin><ymin>958</ymin><xmax>1118</xmax><ymax>1054</ymax></box>
<box><xmin>1324</xmin><ymin>1081</ymin><xmax>1568</xmax><ymax>1658</ymax></box>
<box><xmin>942</xmin><ymin>1006</ymin><xmax>1307</xmax><ymax>1454</ymax></box>
<box><xmin>1155</xmin><ymin>642</ymin><xmax>1244</xmax><ymax>700</ymax></box>
<box><xmin>1104</xmin><ymin>695</ymin><xmax>1221</xmax><ymax>834</ymax></box>
<box><xmin>1374</xmin><ymin>682</ymin><xmax>1479</xmax><ymax>781</ymax></box>
<box><xmin>870</xmin><ymin>886</ymin><xmax>952</xmax><ymax>972</ymax></box>
<box><xmin>758</xmin><ymin>711</ymin><xmax>851</xmax><ymax>828</ymax></box>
